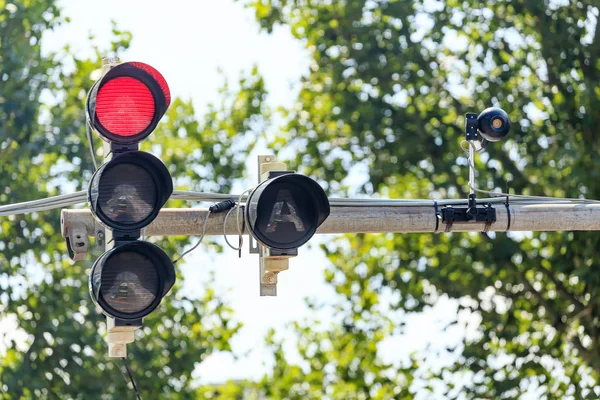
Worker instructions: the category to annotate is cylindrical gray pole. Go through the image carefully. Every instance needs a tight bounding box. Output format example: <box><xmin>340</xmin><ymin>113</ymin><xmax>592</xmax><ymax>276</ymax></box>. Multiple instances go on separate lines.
<box><xmin>61</xmin><ymin>203</ymin><xmax>600</xmax><ymax>238</ymax></box>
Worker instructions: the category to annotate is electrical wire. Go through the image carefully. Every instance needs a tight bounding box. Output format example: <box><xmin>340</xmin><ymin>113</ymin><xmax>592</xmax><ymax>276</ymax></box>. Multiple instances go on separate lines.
<box><xmin>236</xmin><ymin>188</ymin><xmax>253</xmax><ymax>238</ymax></box>
<box><xmin>171</xmin><ymin>191</ymin><xmax>239</xmax><ymax>202</ymax></box>
<box><xmin>217</xmin><ymin>189</ymin><xmax>253</xmax><ymax>252</ymax></box>
<box><xmin>0</xmin><ymin>191</ymin><xmax>88</xmax><ymax>217</ymax></box>
<box><xmin>223</xmin><ymin>206</ymin><xmax>243</xmax><ymax>251</ymax></box>
<box><xmin>463</xmin><ymin>140</ymin><xmax>600</xmax><ymax>204</ymax></box>
<box><xmin>121</xmin><ymin>358</ymin><xmax>142</xmax><ymax>400</ymax></box>
<box><xmin>1</xmin><ymin>186</ymin><xmax>599</xmax><ymax>219</ymax></box>
<box><xmin>86</xmin><ymin>119</ymin><xmax>99</xmax><ymax>171</ymax></box>
<box><xmin>171</xmin><ymin>210</ymin><xmax>211</xmax><ymax>264</ymax></box>
<box><xmin>0</xmin><ymin>190</ymin><xmax>243</xmax><ymax>217</ymax></box>
<box><xmin>223</xmin><ymin>205</ymin><xmax>243</xmax><ymax>251</ymax></box>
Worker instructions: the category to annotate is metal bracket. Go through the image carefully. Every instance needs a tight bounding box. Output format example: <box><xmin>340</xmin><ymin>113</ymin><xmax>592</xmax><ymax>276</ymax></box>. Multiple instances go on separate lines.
<box><xmin>465</xmin><ymin>113</ymin><xmax>478</xmax><ymax>141</ymax></box>
<box><xmin>61</xmin><ymin>212</ymin><xmax>90</xmax><ymax>261</ymax></box>
<box><xmin>106</xmin><ymin>317</ymin><xmax>142</xmax><ymax>358</ymax></box>
<box><xmin>441</xmin><ymin>203</ymin><xmax>497</xmax><ymax>224</ymax></box>
<box><xmin>251</xmin><ymin>155</ymin><xmax>296</xmax><ymax>296</ymax></box>
<box><xmin>109</xmin><ymin>142</ymin><xmax>139</xmax><ymax>154</ymax></box>
<box><xmin>249</xmin><ymin>236</ymin><xmax>260</xmax><ymax>254</ymax></box>
<box><xmin>112</xmin><ymin>230</ymin><xmax>141</xmax><ymax>243</ymax></box>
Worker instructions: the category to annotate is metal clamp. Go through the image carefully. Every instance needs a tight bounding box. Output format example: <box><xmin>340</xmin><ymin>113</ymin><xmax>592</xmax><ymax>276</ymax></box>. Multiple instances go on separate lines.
<box><xmin>441</xmin><ymin>201</ymin><xmax>497</xmax><ymax>231</ymax></box>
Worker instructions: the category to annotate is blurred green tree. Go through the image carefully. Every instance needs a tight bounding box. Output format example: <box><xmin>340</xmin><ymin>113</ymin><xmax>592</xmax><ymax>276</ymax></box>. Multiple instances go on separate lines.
<box><xmin>0</xmin><ymin>1</ymin><xmax>268</xmax><ymax>398</ymax></box>
<box><xmin>246</xmin><ymin>0</ymin><xmax>600</xmax><ymax>398</ymax></box>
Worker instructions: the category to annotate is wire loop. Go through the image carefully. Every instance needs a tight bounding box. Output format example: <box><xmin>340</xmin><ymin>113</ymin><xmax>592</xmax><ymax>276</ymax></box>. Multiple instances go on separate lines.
<box><xmin>172</xmin><ymin>210</ymin><xmax>211</xmax><ymax>264</ymax></box>
<box><xmin>223</xmin><ymin>205</ymin><xmax>245</xmax><ymax>251</ymax></box>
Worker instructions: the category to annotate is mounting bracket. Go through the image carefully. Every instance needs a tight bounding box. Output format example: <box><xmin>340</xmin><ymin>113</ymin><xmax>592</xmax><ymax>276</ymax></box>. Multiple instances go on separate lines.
<box><xmin>106</xmin><ymin>317</ymin><xmax>142</xmax><ymax>358</ymax></box>
<box><xmin>251</xmin><ymin>155</ymin><xmax>295</xmax><ymax>296</ymax></box>
<box><xmin>64</xmin><ymin>224</ymin><xmax>89</xmax><ymax>261</ymax></box>
<box><xmin>441</xmin><ymin>203</ymin><xmax>497</xmax><ymax>224</ymax></box>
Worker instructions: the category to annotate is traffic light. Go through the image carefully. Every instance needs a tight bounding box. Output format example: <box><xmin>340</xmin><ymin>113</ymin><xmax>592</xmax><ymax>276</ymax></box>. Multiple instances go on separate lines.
<box><xmin>86</xmin><ymin>61</ymin><xmax>174</xmax><ymax>321</ymax></box>
<box><xmin>88</xmin><ymin>151</ymin><xmax>172</xmax><ymax>232</ymax></box>
<box><xmin>89</xmin><ymin>241</ymin><xmax>174</xmax><ymax>320</ymax></box>
<box><xmin>87</xmin><ymin>61</ymin><xmax>170</xmax><ymax>146</ymax></box>
<box><xmin>246</xmin><ymin>171</ymin><xmax>330</xmax><ymax>251</ymax></box>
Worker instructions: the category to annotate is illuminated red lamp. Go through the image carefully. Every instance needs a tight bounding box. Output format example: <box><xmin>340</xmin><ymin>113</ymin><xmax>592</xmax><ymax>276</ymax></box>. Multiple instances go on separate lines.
<box><xmin>87</xmin><ymin>62</ymin><xmax>171</xmax><ymax>144</ymax></box>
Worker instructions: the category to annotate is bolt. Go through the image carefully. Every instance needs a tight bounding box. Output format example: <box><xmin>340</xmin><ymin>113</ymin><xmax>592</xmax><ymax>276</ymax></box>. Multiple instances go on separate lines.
<box><xmin>265</xmin><ymin>156</ymin><xmax>271</xmax><ymax>162</ymax></box>
<box><xmin>97</xmin><ymin>231</ymin><xmax>105</xmax><ymax>241</ymax></box>
<box><xmin>267</xmin><ymin>276</ymin><xmax>275</xmax><ymax>284</ymax></box>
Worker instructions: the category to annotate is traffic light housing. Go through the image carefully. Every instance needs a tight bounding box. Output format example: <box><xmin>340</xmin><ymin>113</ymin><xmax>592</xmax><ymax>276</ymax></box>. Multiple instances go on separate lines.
<box><xmin>86</xmin><ymin>61</ymin><xmax>175</xmax><ymax>322</ymax></box>
<box><xmin>89</xmin><ymin>241</ymin><xmax>175</xmax><ymax>320</ymax></box>
<box><xmin>87</xmin><ymin>62</ymin><xmax>171</xmax><ymax>146</ymax></box>
<box><xmin>246</xmin><ymin>171</ymin><xmax>330</xmax><ymax>250</ymax></box>
<box><xmin>88</xmin><ymin>151</ymin><xmax>172</xmax><ymax>232</ymax></box>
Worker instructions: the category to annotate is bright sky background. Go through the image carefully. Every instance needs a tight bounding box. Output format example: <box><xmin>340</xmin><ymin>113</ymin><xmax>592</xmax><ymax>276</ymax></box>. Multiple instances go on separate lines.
<box><xmin>0</xmin><ymin>0</ymin><xmax>481</xmax><ymax>395</ymax></box>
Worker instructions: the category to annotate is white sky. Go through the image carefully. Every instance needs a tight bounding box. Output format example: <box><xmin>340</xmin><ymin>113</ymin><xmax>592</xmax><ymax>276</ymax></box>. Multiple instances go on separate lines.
<box><xmin>43</xmin><ymin>0</ymin><xmax>309</xmax><ymax>111</ymax></box>
<box><xmin>0</xmin><ymin>0</ymin><xmax>476</xmax><ymax>393</ymax></box>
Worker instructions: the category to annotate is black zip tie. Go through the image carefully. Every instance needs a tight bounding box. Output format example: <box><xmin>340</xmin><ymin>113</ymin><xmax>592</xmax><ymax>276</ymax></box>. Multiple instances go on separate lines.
<box><xmin>505</xmin><ymin>196</ymin><xmax>511</xmax><ymax>232</ymax></box>
<box><xmin>433</xmin><ymin>201</ymin><xmax>440</xmax><ymax>233</ymax></box>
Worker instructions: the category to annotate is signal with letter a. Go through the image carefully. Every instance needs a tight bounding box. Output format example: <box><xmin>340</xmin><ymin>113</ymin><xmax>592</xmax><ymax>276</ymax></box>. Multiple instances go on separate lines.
<box><xmin>265</xmin><ymin>189</ymin><xmax>306</xmax><ymax>233</ymax></box>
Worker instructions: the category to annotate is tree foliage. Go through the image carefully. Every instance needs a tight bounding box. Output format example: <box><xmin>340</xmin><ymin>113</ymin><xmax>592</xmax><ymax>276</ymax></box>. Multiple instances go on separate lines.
<box><xmin>3</xmin><ymin>0</ymin><xmax>600</xmax><ymax>398</ymax></box>
<box><xmin>247</xmin><ymin>0</ymin><xmax>600</xmax><ymax>398</ymax></box>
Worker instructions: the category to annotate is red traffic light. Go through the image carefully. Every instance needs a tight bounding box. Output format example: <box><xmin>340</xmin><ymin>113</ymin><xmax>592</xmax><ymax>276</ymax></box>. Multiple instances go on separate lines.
<box><xmin>87</xmin><ymin>62</ymin><xmax>171</xmax><ymax>144</ymax></box>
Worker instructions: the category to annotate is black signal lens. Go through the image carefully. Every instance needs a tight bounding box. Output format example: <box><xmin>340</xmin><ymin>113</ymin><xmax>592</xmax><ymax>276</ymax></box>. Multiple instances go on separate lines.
<box><xmin>478</xmin><ymin>107</ymin><xmax>511</xmax><ymax>142</ymax></box>
<box><xmin>246</xmin><ymin>174</ymin><xmax>329</xmax><ymax>250</ymax></box>
<box><xmin>88</xmin><ymin>151</ymin><xmax>173</xmax><ymax>231</ymax></box>
<box><xmin>89</xmin><ymin>241</ymin><xmax>175</xmax><ymax>320</ymax></box>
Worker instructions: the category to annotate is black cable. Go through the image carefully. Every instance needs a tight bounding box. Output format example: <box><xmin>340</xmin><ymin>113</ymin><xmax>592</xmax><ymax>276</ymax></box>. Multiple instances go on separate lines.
<box><xmin>505</xmin><ymin>196</ymin><xmax>512</xmax><ymax>232</ymax></box>
<box><xmin>121</xmin><ymin>357</ymin><xmax>142</xmax><ymax>400</ymax></box>
<box><xmin>209</xmin><ymin>199</ymin><xmax>236</xmax><ymax>213</ymax></box>
<box><xmin>174</xmin><ymin>200</ymin><xmax>240</xmax><ymax>263</ymax></box>
<box><xmin>86</xmin><ymin>119</ymin><xmax>99</xmax><ymax>171</ymax></box>
<box><xmin>172</xmin><ymin>210</ymin><xmax>212</xmax><ymax>264</ymax></box>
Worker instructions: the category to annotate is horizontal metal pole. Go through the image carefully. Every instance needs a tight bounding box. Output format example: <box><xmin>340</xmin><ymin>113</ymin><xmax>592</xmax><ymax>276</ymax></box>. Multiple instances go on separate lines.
<box><xmin>61</xmin><ymin>203</ymin><xmax>600</xmax><ymax>239</ymax></box>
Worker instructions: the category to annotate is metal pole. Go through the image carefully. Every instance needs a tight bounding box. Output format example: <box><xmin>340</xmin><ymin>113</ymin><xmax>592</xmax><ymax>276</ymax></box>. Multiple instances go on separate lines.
<box><xmin>468</xmin><ymin>141</ymin><xmax>476</xmax><ymax>195</ymax></box>
<box><xmin>61</xmin><ymin>203</ymin><xmax>600</xmax><ymax>239</ymax></box>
